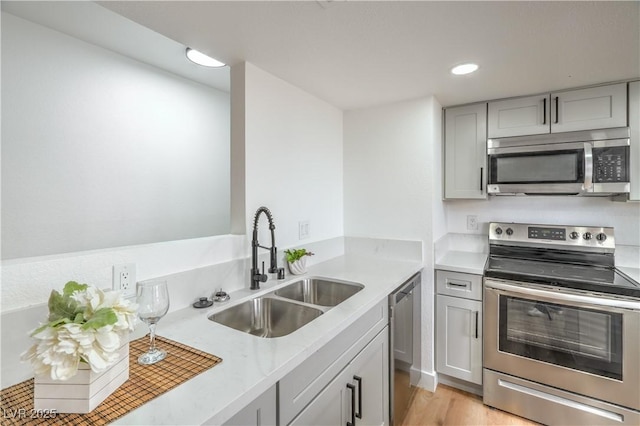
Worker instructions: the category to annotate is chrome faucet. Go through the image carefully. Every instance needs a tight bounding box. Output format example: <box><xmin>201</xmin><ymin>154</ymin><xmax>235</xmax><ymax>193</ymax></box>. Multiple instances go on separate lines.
<box><xmin>251</xmin><ymin>206</ymin><xmax>279</xmax><ymax>290</ymax></box>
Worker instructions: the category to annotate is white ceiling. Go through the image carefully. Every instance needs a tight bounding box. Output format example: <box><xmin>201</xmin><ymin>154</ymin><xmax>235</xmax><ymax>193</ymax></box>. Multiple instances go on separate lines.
<box><xmin>1</xmin><ymin>1</ymin><xmax>230</xmax><ymax>92</ymax></box>
<box><xmin>31</xmin><ymin>1</ymin><xmax>640</xmax><ymax>110</ymax></box>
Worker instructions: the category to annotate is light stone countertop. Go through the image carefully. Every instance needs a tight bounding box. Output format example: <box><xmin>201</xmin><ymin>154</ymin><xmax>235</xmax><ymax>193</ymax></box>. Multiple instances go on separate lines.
<box><xmin>114</xmin><ymin>254</ymin><xmax>422</xmax><ymax>425</ymax></box>
<box><xmin>434</xmin><ymin>251</ymin><xmax>488</xmax><ymax>275</ymax></box>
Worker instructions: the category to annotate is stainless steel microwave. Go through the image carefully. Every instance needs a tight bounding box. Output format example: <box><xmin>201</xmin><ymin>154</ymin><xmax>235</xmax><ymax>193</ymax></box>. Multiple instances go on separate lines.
<box><xmin>487</xmin><ymin>128</ymin><xmax>630</xmax><ymax>196</ymax></box>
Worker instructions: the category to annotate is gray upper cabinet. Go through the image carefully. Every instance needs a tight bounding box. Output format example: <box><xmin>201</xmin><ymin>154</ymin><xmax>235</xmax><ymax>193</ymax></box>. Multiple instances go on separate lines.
<box><xmin>488</xmin><ymin>94</ymin><xmax>549</xmax><ymax>138</ymax></box>
<box><xmin>629</xmin><ymin>81</ymin><xmax>640</xmax><ymax>202</ymax></box>
<box><xmin>488</xmin><ymin>83</ymin><xmax>628</xmax><ymax>138</ymax></box>
<box><xmin>551</xmin><ymin>83</ymin><xmax>627</xmax><ymax>133</ymax></box>
<box><xmin>444</xmin><ymin>103</ymin><xmax>487</xmax><ymax>199</ymax></box>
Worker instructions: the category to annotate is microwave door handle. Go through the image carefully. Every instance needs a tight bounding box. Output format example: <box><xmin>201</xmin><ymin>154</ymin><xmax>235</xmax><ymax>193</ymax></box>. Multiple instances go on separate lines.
<box><xmin>583</xmin><ymin>143</ymin><xmax>593</xmax><ymax>191</ymax></box>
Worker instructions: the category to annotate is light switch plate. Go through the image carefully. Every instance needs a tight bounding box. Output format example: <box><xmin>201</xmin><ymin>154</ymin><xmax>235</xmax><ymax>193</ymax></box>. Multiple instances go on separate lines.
<box><xmin>298</xmin><ymin>220</ymin><xmax>310</xmax><ymax>239</ymax></box>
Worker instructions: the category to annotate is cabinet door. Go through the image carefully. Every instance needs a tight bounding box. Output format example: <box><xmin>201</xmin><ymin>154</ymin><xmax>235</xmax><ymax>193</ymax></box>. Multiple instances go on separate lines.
<box><xmin>291</xmin><ymin>328</ymin><xmax>389</xmax><ymax>426</ymax></box>
<box><xmin>350</xmin><ymin>328</ymin><xmax>389</xmax><ymax>426</ymax></box>
<box><xmin>289</xmin><ymin>374</ymin><xmax>347</xmax><ymax>426</ymax></box>
<box><xmin>629</xmin><ymin>81</ymin><xmax>640</xmax><ymax>201</ymax></box>
<box><xmin>436</xmin><ymin>295</ymin><xmax>482</xmax><ymax>385</ymax></box>
<box><xmin>488</xmin><ymin>94</ymin><xmax>550</xmax><ymax>138</ymax></box>
<box><xmin>221</xmin><ymin>385</ymin><xmax>276</xmax><ymax>426</ymax></box>
<box><xmin>444</xmin><ymin>103</ymin><xmax>488</xmax><ymax>199</ymax></box>
<box><xmin>551</xmin><ymin>83</ymin><xmax>627</xmax><ymax>133</ymax></box>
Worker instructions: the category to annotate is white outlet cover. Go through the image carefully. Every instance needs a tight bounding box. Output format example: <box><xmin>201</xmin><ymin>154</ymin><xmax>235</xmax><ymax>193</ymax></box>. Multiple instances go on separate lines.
<box><xmin>113</xmin><ymin>263</ymin><xmax>136</xmax><ymax>299</ymax></box>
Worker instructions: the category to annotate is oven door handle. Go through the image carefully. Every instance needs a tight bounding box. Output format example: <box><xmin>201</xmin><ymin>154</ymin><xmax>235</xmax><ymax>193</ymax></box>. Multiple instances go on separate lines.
<box><xmin>484</xmin><ymin>279</ymin><xmax>640</xmax><ymax>311</ymax></box>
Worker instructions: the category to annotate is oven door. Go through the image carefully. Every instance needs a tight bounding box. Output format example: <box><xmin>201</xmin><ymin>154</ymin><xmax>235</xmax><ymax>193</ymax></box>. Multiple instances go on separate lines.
<box><xmin>484</xmin><ymin>278</ymin><xmax>640</xmax><ymax>410</ymax></box>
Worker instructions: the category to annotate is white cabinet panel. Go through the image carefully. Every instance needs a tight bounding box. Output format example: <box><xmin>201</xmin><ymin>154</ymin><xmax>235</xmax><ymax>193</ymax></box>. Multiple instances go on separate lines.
<box><xmin>488</xmin><ymin>95</ymin><xmax>550</xmax><ymax>138</ymax></box>
<box><xmin>279</xmin><ymin>300</ymin><xmax>387</xmax><ymax>425</ymax></box>
<box><xmin>220</xmin><ymin>385</ymin><xmax>276</xmax><ymax>426</ymax></box>
<box><xmin>436</xmin><ymin>294</ymin><xmax>482</xmax><ymax>385</ymax></box>
<box><xmin>629</xmin><ymin>81</ymin><xmax>640</xmax><ymax>201</ymax></box>
<box><xmin>289</xmin><ymin>373</ymin><xmax>347</xmax><ymax>426</ymax></box>
<box><xmin>444</xmin><ymin>103</ymin><xmax>487</xmax><ymax>199</ymax></box>
<box><xmin>351</xmin><ymin>328</ymin><xmax>389</xmax><ymax>426</ymax></box>
<box><xmin>289</xmin><ymin>328</ymin><xmax>389</xmax><ymax>426</ymax></box>
<box><xmin>551</xmin><ymin>83</ymin><xmax>627</xmax><ymax>133</ymax></box>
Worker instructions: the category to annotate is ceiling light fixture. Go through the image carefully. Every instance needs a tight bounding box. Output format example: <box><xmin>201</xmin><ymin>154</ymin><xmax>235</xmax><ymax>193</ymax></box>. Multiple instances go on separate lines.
<box><xmin>451</xmin><ymin>63</ymin><xmax>479</xmax><ymax>75</ymax></box>
<box><xmin>185</xmin><ymin>48</ymin><xmax>225</xmax><ymax>68</ymax></box>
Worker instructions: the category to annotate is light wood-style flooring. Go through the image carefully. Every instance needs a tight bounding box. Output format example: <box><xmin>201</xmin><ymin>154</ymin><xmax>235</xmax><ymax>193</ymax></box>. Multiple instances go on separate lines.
<box><xmin>399</xmin><ymin>384</ymin><xmax>541</xmax><ymax>426</ymax></box>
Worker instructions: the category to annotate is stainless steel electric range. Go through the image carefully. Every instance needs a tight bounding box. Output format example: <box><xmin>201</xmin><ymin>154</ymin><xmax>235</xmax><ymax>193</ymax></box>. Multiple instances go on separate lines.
<box><xmin>482</xmin><ymin>222</ymin><xmax>640</xmax><ymax>426</ymax></box>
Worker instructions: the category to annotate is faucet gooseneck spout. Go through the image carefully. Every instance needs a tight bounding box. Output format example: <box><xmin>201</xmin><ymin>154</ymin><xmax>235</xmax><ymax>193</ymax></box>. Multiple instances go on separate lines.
<box><xmin>251</xmin><ymin>206</ymin><xmax>278</xmax><ymax>290</ymax></box>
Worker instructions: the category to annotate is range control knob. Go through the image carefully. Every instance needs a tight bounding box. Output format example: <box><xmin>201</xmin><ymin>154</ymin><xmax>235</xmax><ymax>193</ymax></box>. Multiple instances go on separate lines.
<box><xmin>596</xmin><ymin>233</ymin><xmax>607</xmax><ymax>242</ymax></box>
<box><xmin>495</xmin><ymin>227</ymin><xmax>503</xmax><ymax>235</ymax></box>
<box><xmin>506</xmin><ymin>228</ymin><xmax>513</xmax><ymax>236</ymax></box>
<box><xmin>569</xmin><ymin>231</ymin><xmax>580</xmax><ymax>240</ymax></box>
<box><xmin>583</xmin><ymin>232</ymin><xmax>593</xmax><ymax>240</ymax></box>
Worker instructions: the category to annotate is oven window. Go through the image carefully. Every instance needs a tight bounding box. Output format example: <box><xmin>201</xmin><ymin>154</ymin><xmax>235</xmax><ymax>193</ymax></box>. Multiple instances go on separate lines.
<box><xmin>490</xmin><ymin>150</ymin><xmax>583</xmax><ymax>184</ymax></box>
<box><xmin>499</xmin><ymin>296</ymin><xmax>622</xmax><ymax>380</ymax></box>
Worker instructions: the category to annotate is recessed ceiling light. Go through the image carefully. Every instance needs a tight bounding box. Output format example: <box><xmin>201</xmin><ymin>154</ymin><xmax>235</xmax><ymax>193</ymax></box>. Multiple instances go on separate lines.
<box><xmin>185</xmin><ymin>48</ymin><xmax>225</xmax><ymax>68</ymax></box>
<box><xmin>451</xmin><ymin>63</ymin><xmax>479</xmax><ymax>75</ymax></box>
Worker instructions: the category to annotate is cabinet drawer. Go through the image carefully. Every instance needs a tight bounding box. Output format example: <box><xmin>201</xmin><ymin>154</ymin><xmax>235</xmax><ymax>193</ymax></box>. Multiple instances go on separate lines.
<box><xmin>436</xmin><ymin>270</ymin><xmax>482</xmax><ymax>301</ymax></box>
<box><xmin>279</xmin><ymin>299</ymin><xmax>388</xmax><ymax>426</ymax></box>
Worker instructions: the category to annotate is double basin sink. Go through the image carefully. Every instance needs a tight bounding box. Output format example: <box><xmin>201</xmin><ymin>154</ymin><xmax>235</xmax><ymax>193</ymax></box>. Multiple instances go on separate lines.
<box><xmin>208</xmin><ymin>278</ymin><xmax>363</xmax><ymax>338</ymax></box>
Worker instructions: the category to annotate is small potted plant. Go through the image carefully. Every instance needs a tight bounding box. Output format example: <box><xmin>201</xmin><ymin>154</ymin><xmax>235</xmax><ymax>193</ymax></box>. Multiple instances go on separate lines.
<box><xmin>284</xmin><ymin>248</ymin><xmax>314</xmax><ymax>275</ymax></box>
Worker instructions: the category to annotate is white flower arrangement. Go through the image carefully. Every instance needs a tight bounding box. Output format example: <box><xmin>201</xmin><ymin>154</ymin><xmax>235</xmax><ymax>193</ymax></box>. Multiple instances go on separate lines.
<box><xmin>21</xmin><ymin>281</ymin><xmax>138</xmax><ymax>381</ymax></box>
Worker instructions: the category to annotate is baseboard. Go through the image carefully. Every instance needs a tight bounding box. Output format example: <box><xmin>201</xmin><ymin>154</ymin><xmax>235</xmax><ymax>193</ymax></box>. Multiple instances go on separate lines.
<box><xmin>416</xmin><ymin>369</ymin><xmax>437</xmax><ymax>392</ymax></box>
<box><xmin>436</xmin><ymin>373</ymin><xmax>483</xmax><ymax>396</ymax></box>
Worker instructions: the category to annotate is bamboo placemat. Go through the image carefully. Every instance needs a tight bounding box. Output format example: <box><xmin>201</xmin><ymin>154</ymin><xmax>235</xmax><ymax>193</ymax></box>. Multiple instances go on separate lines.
<box><xmin>0</xmin><ymin>335</ymin><xmax>222</xmax><ymax>425</ymax></box>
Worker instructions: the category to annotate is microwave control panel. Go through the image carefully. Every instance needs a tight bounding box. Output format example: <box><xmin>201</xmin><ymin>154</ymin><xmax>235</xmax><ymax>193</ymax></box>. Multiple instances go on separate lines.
<box><xmin>593</xmin><ymin>146</ymin><xmax>628</xmax><ymax>183</ymax></box>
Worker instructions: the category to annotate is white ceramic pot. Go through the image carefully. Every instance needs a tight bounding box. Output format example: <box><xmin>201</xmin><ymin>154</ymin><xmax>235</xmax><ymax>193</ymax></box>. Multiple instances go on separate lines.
<box><xmin>288</xmin><ymin>257</ymin><xmax>307</xmax><ymax>275</ymax></box>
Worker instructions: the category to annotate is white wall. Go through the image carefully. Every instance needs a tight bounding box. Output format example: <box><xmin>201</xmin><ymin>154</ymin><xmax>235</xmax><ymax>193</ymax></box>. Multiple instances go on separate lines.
<box><xmin>1</xmin><ymin>12</ymin><xmax>230</xmax><ymax>259</ymax></box>
<box><xmin>344</xmin><ymin>98</ymin><xmax>433</xmax><ymax>242</ymax></box>
<box><xmin>243</xmin><ymin>63</ymin><xmax>344</xmax><ymax>249</ymax></box>
<box><xmin>445</xmin><ymin>197</ymin><xmax>640</xmax><ymax>246</ymax></box>
<box><xmin>344</xmin><ymin>96</ymin><xmax>440</xmax><ymax>387</ymax></box>
<box><xmin>1</xmin><ymin>61</ymin><xmax>344</xmax><ymax>313</ymax></box>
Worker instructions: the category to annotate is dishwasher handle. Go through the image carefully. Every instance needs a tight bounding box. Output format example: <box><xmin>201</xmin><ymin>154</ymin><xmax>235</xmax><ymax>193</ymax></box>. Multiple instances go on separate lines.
<box><xmin>390</xmin><ymin>279</ymin><xmax>417</xmax><ymax>305</ymax></box>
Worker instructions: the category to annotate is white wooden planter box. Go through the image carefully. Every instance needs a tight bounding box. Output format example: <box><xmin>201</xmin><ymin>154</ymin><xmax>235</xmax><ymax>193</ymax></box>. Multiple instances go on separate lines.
<box><xmin>34</xmin><ymin>343</ymin><xmax>129</xmax><ymax>413</ymax></box>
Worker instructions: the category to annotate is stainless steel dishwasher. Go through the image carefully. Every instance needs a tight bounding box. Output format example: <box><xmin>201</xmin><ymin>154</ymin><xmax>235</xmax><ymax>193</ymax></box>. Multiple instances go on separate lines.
<box><xmin>389</xmin><ymin>273</ymin><xmax>419</xmax><ymax>426</ymax></box>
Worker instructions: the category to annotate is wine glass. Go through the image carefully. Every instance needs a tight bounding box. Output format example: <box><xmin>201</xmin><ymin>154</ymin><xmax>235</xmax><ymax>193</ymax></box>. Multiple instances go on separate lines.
<box><xmin>137</xmin><ymin>280</ymin><xmax>170</xmax><ymax>365</ymax></box>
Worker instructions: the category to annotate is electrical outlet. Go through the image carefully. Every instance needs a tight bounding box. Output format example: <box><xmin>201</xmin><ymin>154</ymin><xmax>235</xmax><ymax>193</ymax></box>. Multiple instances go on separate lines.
<box><xmin>113</xmin><ymin>263</ymin><xmax>136</xmax><ymax>299</ymax></box>
<box><xmin>298</xmin><ymin>220</ymin><xmax>310</xmax><ymax>240</ymax></box>
<box><xmin>467</xmin><ymin>215</ymin><xmax>478</xmax><ymax>231</ymax></box>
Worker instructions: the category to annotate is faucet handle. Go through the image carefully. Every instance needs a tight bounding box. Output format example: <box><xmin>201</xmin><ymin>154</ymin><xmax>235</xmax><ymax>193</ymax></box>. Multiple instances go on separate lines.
<box><xmin>258</xmin><ymin>261</ymin><xmax>268</xmax><ymax>283</ymax></box>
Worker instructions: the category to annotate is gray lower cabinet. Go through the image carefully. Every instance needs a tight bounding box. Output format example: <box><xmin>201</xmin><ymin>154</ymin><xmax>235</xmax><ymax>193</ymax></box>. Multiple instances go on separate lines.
<box><xmin>435</xmin><ymin>270</ymin><xmax>483</xmax><ymax>385</ymax></box>
<box><xmin>220</xmin><ymin>385</ymin><xmax>277</xmax><ymax>426</ymax></box>
<box><xmin>290</xmin><ymin>328</ymin><xmax>389</xmax><ymax>426</ymax></box>
<box><xmin>630</xmin><ymin>80</ymin><xmax>640</xmax><ymax>201</ymax></box>
<box><xmin>280</xmin><ymin>299</ymin><xmax>389</xmax><ymax>425</ymax></box>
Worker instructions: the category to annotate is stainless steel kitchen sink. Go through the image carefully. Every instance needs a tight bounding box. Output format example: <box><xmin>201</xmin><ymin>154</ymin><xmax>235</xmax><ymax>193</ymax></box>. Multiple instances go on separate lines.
<box><xmin>208</xmin><ymin>297</ymin><xmax>323</xmax><ymax>338</ymax></box>
<box><xmin>274</xmin><ymin>278</ymin><xmax>364</xmax><ymax>307</ymax></box>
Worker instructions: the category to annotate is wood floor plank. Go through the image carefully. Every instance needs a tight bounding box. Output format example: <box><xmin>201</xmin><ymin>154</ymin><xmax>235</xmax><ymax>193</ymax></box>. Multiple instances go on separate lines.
<box><xmin>400</xmin><ymin>384</ymin><xmax>541</xmax><ymax>426</ymax></box>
